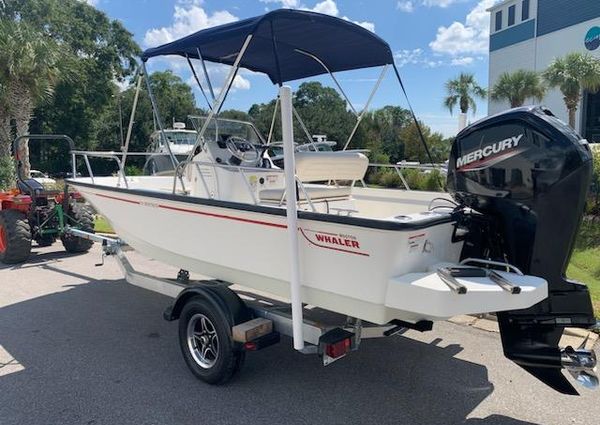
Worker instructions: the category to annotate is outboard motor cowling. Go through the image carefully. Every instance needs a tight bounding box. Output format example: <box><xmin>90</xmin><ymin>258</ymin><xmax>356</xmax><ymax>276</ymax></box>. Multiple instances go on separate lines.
<box><xmin>447</xmin><ymin>106</ymin><xmax>596</xmax><ymax>395</ymax></box>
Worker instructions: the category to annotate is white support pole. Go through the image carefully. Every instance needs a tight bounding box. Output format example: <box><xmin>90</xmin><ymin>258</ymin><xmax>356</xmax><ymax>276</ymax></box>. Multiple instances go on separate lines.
<box><xmin>280</xmin><ymin>85</ymin><xmax>304</xmax><ymax>351</ymax></box>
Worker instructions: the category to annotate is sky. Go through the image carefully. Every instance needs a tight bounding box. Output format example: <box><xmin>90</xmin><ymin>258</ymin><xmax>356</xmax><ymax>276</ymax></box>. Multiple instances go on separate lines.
<box><xmin>88</xmin><ymin>0</ymin><xmax>498</xmax><ymax>137</ymax></box>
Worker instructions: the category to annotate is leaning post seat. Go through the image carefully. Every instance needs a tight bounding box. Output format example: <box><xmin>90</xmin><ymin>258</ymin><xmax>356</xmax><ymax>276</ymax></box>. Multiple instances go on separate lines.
<box><xmin>259</xmin><ymin>151</ymin><xmax>368</xmax><ymax>202</ymax></box>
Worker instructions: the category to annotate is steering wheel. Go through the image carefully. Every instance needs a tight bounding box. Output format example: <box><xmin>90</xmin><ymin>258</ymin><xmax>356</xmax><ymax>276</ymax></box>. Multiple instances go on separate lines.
<box><xmin>225</xmin><ymin>136</ymin><xmax>260</xmax><ymax>165</ymax></box>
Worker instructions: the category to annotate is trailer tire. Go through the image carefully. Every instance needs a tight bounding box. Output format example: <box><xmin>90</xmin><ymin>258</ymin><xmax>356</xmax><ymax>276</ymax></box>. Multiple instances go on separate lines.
<box><xmin>0</xmin><ymin>210</ymin><xmax>32</xmax><ymax>264</ymax></box>
<box><xmin>61</xmin><ymin>203</ymin><xmax>94</xmax><ymax>253</ymax></box>
<box><xmin>178</xmin><ymin>297</ymin><xmax>244</xmax><ymax>385</ymax></box>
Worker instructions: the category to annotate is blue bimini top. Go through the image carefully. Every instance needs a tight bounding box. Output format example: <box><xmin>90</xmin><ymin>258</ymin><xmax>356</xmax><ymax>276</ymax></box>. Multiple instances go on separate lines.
<box><xmin>141</xmin><ymin>9</ymin><xmax>394</xmax><ymax>84</ymax></box>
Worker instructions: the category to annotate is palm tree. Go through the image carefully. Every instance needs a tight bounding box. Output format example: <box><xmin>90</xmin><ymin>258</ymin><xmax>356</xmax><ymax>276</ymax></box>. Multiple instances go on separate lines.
<box><xmin>443</xmin><ymin>73</ymin><xmax>487</xmax><ymax>131</ymax></box>
<box><xmin>543</xmin><ymin>52</ymin><xmax>600</xmax><ymax>128</ymax></box>
<box><xmin>0</xmin><ymin>20</ymin><xmax>64</xmax><ymax>176</ymax></box>
<box><xmin>491</xmin><ymin>69</ymin><xmax>546</xmax><ymax>108</ymax></box>
<box><xmin>0</xmin><ymin>78</ymin><xmax>11</xmax><ymax>158</ymax></box>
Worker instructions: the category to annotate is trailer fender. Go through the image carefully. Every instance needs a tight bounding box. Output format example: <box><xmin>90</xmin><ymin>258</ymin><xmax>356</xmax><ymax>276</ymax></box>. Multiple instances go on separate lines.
<box><xmin>164</xmin><ymin>282</ymin><xmax>251</xmax><ymax>328</ymax></box>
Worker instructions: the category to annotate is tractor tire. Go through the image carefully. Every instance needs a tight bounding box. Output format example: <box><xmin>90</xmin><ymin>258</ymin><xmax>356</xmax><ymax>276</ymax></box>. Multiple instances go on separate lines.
<box><xmin>35</xmin><ymin>235</ymin><xmax>56</xmax><ymax>247</ymax></box>
<box><xmin>0</xmin><ymin>210</ymin><xmax>32</xmax><ymax>264</ymax></box>
<box><xmin>61</xmin><ymin>203</ymin><xmax>94</xmax><ymax>253</ymax></box>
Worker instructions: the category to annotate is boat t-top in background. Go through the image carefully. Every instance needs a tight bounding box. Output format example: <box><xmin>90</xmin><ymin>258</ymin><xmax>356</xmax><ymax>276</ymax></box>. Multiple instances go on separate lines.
<box><xmin>57</xmin><ymin>10</ymin><xmax>597</xmax><ymax>394</ymax></box>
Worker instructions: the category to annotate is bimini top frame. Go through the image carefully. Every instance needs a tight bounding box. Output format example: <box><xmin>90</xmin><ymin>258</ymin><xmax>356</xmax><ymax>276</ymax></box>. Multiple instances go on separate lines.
<box><xmin>141</xmin><ymin>9</ymin><xmax>394</xmax><ymax>84</ymax></box>
<box><xmin>139</xmin><ymin>8</ymin><xmax>437</xmax><ymax>174</ymax></box>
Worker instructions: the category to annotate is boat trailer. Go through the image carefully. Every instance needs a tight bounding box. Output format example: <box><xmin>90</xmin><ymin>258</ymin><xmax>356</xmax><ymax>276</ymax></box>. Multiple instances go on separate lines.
<box><xmin>67</xmin><ymin>226</ymin><xmax>428</xmax><ymax>377</ymax></box>
<box><xmin>65</xmin><ymin>225</ymin><xmax>598</xmax><ymax>389</ymax></box>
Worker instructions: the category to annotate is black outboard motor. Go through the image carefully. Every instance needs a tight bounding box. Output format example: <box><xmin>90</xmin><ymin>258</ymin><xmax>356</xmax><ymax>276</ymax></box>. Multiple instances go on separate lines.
<box><xmin>447</xmin><ymin>106</ymin><xmax>597</xmax><ymax>395</ymax></box>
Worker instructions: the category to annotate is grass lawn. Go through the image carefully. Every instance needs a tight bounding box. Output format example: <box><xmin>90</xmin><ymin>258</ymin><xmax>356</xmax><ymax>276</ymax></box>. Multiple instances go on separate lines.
<box><xmin>567</xmin><ymin>220</ymin><xmax>600</xmax><ymax>317</ymax></box>
<box><xmin>568</xmin><ymin>248</ymin><xmax>600</xmax><ymax>316</ymax></box>
<box><xmin>94</xmin><ymin>215</ymin><xmax>114</xmax><ymax>234</ymax></box>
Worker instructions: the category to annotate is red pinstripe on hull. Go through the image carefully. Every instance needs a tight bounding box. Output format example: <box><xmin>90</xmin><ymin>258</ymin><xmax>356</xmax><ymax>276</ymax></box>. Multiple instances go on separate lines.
<box><xmin>92</xmin><ymin>191</ymin><xmax>369</xmax><ymax>256</ymax></box>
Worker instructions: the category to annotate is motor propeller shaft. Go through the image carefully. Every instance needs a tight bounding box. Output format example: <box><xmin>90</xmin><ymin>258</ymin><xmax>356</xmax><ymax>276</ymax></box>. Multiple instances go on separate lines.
<box><xmin>561</xmin><ymin>345</ymin><xmax>599</xmax><ymax>390</ymax></box>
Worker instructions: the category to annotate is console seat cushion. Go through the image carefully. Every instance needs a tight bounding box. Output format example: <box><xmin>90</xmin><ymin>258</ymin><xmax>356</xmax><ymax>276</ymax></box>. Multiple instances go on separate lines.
<box><xmin>295</xmin><ymin>151</ymin><xmax>368</xmax><ymax>182</ymax></box>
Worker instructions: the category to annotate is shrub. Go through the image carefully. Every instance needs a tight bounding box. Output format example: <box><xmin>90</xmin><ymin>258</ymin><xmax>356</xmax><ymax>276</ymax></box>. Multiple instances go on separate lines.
<box><xmin>379</xmin><ymin>171</ymin><xmax>402</xmax><ymax>188</ymax></box>
<box><xmin>403</xmin><ymin>168</ymin><xmax>426</xmax><ymax>190</ymax></box>
<box><xmin>588</xmin><ymin>149</ymin><xmax>600</xmax><ymax>218</ymax></box>
<box><xmin>424</xmin><ymin>169</ymin><xmax>444</xmax><ymax>192</ymax></box>
<box><xmin>0</xmin><ymin>156</ymin><xmax>15</xmax><ymax>191</ymax></box>
<box><xmin>124</xmin><ymin>165</ymin><xmax>143</xmax><ymax>176</ymax></box>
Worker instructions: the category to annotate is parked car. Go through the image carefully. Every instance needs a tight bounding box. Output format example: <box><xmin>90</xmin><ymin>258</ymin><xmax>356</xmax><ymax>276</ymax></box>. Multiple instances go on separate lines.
<box><xmin>30</xmin><ymin>170</ymin><xmax>56</xmax><ymax>185</ymax></box>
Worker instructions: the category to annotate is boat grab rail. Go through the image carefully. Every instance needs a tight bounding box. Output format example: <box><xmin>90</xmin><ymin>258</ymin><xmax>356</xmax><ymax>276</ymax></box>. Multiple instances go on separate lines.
<box><xmin>172</xmin><ymin>158</ymin><xmax>318</xmax><ymax>212</ymax></box>
<box><xmin>460</xmin><ymin>258</ymin><xmax>524</xmax><ymax>275</ymax></box>
<box><xmin>354</xmin><ymin>163</ymin><xmax>446</xmax><ymax>191</ymax></box>
<box><xmin>71</xmin><ymin>150</ymin><xmax>132</xmax><ymax>189</ymax></box>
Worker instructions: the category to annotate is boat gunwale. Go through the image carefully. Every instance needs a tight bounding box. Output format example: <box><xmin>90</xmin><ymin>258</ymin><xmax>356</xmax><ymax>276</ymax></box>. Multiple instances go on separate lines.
<box><xmin>67</xmin><ymin>179</ymin><xmax>456</xmax><ymax>231</ymax></box>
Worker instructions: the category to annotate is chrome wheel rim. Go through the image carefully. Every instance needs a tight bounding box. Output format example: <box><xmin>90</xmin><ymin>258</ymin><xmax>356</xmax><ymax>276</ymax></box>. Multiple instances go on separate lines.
<box><xmin>187</xmin><ymin>313</ymin><xmax>219</xmax><ymax>369</ymax></box>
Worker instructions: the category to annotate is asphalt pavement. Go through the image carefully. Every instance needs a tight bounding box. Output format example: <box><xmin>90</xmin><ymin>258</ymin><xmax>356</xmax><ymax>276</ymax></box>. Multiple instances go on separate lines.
<box><xmin>0</xmin><ymin>244</ymin><xmax>598</xmax><ymax>425</ymax></box>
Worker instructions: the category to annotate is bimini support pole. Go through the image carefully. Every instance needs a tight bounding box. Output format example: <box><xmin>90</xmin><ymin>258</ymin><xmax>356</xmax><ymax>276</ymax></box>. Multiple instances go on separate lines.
<box><xmin>121</xmin><ymin>69</ymin><xmax>143</xmax><ymax>167</ymax></box>
<box><xmin>343</xmin><ymin>64</ymin><xmax>388</xmax><ymax>151</ymax></box>
<box><xmin>280</xmin><ymin>85</ymin><xmax>304</xmax><ymax>351</ymax></box>
<box><xmin>141</xmin><ymin>62</ymin><xmax>178</xmax><ymax>170</ymax></box>
<box><xmin>186</xmin><ymin>34</ymin><xmax>253</xmax><ymax>163</ymax></box>
<box><xmin>141</xmin><ymin>60</ymin><xmax>185</xmax><ymax>192</ymax></box>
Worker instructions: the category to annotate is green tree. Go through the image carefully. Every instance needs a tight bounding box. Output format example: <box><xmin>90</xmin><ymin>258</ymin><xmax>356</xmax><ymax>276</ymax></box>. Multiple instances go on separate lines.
<box><xmin>401</xmin><ymin>121</ymin><xmax>448</xmax><ymax>163</ymax></box>
<box><xmin>370</xmin><ymin>106</ymin><xmax>411</xmax><ymax>163</ymax></box>
<box><xmin>94</xmin><ymin>71</ymin><xmax>199</xmax><ymax>160</ymax></box>
<box><xmin>293</xmin><ymin>82</ymin><xmax>354</xmax><ymax>147</ymax></box>
<box><xmin>543</xmin><ymin>52</ymin><xmax>600</xmax><ymax>128</ymax></box>
<box><xmin>491</xmin><ymin>69</ymin><xmax>546</xmax><ymax>108</ymax></box>
<box><xmin>249</xmin><ymin>99</ymin><xmax>280</xmax><ymax>142</ymax></box>
<box><xmin>443</xmin><ymin>72</ymin><xmax>487</xmax><ymax>115</ymax></box>
<box><xmin>0</xmin><ymin>20</ymin><xmax>65</xmax><ymax>177</ymax></box>
<box><xmin>3</xmin><ymin>0</ymin><xmax>140</xmax><ymax>174</ymax></box>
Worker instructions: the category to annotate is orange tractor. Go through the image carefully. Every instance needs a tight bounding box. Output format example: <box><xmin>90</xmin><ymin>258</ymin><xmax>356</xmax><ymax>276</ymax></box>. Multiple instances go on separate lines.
<box><xmin>0</xmin><ymin>135</ymin><xmax>94</xmax><ymax>264</ymax></box>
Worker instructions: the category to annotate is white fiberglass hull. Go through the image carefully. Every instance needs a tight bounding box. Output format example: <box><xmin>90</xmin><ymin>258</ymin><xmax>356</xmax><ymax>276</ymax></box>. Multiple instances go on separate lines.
<box><xmin>69</xmin><ymin>177</ymin><xmax>548</xmax><ymax>324</ymax></box>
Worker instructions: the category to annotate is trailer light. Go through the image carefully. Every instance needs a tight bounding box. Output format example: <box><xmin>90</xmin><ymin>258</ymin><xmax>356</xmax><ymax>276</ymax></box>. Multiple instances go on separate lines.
<box><xmin>244</xmin><ymin>341</ymin><xmax>258</xmax><ymax>351</ymax></box>
<box><xmin>325</xmin><ymin>337</ymin><xmax>351</xmax><ymax>359</ymax></box>
<box><xmin>319</xmin><ymin>328</ymin><xmax>355</xmax><ymax>365</ymax></box>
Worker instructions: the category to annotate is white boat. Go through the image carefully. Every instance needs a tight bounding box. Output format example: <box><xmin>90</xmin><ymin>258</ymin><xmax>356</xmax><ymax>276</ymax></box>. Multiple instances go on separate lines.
<box><xmin>67</xmin><ymin>10</ymin><xmax>597</xmax><ymax>394</ymax></box>
<box><xmin>142</xmin><ymin>123</ymin><xmax>198</xmax><ymax>175</ymax></box>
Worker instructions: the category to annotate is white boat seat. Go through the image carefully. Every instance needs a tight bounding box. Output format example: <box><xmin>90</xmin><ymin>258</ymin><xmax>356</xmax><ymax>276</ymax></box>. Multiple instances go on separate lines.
<box><xmin>295</xmin><ymin>151</ymin><xmax>368</xmax><ymax>182</ymax></box>
<box><xmin>259</xmin><ymin>185</ymin><xmax>351</xmax><ymax>202</ymax></box>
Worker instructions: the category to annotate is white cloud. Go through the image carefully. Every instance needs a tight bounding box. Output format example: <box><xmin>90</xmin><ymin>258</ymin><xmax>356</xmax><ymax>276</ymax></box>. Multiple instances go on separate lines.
<box><xmin>394</xmin><ymin>48</ymin><xmax>424</xmax><ymax>67</ymax></box>
<box><xmin>450</xmin><ymin>56</ymin><xmax>474</xmax><ymax>66</ymax></box>
<box><xmin>397</xmin><ymin>1</ymin><xmax>415</xmax><ymax>13</ymax></box>
<box><xmin>81</xmin><ymin>0</ymin><xmax>99</xmax><ymax>6</ymax></box>
<box><xmin>422</xmin><ymin>0</ymin><xmax>461</xmax><ymax>7</ymax></box>
<box><xmin>394</xmin><ymin>49</ymin><xmax>475</xmax><ymax>68</ymax></box>
<box><xmin>144</xmin><ymin>2</ymin><xmax>238</xmax><ymax>47</ymax></box>
<box><xmin>429</xmin><ymin>0</ymin><xmax>494</xmax><ymax>56</ymax></box>
<box><xmin>232</xmin><ymin>74</ymin><xmax>251</xmax><ymax>90</ymax></box>
<box><xmin>260</xmin><ymin>0</ymin><xmax>299</xmax><ymax>7</ymax></box>
<box><xmin>397</xmin><ymin>0</ymin><xmax>469</xmax><ymax>12</ymax></box>
<box><xmin>187</xmin><ymin>63</ymin><xmax>253</xmax><ymax>96</ymax></box>
<box><xmin>310</xmin><ymin>0</ymin><xmax>338</xmax><ymax>15</ymax></box>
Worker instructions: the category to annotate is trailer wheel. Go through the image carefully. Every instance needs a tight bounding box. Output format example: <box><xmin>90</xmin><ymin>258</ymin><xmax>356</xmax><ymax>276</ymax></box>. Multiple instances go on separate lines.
<box><xmin>62</xmin><ymin>203</ymin><xmax>94</xmax><ymax>253</ymax></box>
<box><xmin>178</xmin><ymin>297</ymin><xmax>244</xmax><ymax>385</ymax></box>
<box><xmin>0</xmin><ymin>210</ymin><xmax>32</xmax><ymax>264</ymax></box>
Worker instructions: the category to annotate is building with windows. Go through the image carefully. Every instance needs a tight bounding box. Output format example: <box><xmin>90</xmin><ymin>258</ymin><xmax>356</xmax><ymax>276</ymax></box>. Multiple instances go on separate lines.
<box><xmin>488</xmin><ymin>0</ymin><xmax>600</xmax><ymax>141</ymax></box>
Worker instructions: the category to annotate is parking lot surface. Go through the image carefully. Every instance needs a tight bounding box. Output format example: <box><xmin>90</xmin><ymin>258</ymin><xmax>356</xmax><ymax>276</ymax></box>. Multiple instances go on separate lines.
<box><xmin>0</xmin><ymin>244</ymin><xmax>598</xmax><ymax>425</ymax></box>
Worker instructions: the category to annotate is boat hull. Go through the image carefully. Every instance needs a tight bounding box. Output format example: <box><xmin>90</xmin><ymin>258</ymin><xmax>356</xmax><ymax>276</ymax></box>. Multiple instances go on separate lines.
<box><xmin>69</xmin><ymin>178</ymin><xmax>548</xmax><ymax>324</ymax></box>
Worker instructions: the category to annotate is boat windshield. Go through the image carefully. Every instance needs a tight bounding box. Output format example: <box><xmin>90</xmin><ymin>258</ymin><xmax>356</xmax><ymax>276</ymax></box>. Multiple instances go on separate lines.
<box><xmin>164</xmin><ymin>132</ymin><xmax>197</xmax><ymax>145</ymax></box>
<box><xmin>189</xmin><ymin>116</ymin><xmax>265</xmax><ymax>145</ymax></box>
